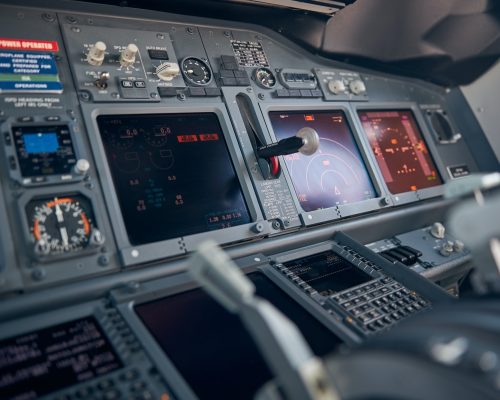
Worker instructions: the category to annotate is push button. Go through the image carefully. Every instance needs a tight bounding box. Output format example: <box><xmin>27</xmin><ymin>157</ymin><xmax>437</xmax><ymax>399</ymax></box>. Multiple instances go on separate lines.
<box><xmin>134</xmin><ymin>80</ymin><xmax>146</xmax><ymax>88</ymax></box>
<box><xmin>121</xmin><ymin>80</ymin><xmax>134</xmax><ymax>88</ymax></box>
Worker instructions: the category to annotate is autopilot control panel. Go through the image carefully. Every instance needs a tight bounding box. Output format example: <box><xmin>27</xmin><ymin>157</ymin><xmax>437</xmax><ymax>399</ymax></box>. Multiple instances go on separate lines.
<box><xmin>0</xmin><ymin>0</ymin><xmax>492</xmax><ymax>399</ymax></box>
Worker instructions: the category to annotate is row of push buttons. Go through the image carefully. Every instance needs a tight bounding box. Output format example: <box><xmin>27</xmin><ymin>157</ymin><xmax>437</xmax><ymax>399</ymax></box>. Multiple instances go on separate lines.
<box><xmin>121</xmin><ymin>80</ymin><xmax>146</xmax><ymax>88</ymax></box>
<box><xmin>52</xmin><ymin>368</ymin><xmax>155</xmax><ymax>400</ymax></box>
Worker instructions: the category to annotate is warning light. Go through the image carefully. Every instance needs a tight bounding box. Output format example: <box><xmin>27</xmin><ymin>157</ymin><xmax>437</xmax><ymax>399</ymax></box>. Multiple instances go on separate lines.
<box><xmin>410</xmin><ymin>185</ymin><xmax>417</xmax><ymax>191</ymax></box>
<box><xmin>177</xmin><ymin>135</ymin><xmax>198</xmax><ymax>143</ymax></box>
<box><xmin>391</xmin><ymin>139</ymin><xmax>398</xmax><ymax>145</ymax></box>
<box><xmin>304</xmin><ymin>115</ymin><xmax>315</xmax><ymax>121</ymax></box>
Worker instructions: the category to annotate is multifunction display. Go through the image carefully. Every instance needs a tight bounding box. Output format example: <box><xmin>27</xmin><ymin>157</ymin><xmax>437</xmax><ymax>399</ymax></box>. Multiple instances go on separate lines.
<box><xmin>97</xmin><ymin>113</ymin><xmax>251</xmax><ymax>245</ymax></box>
<box><xmin>136</xmin><ymin>272</ymin><xmax>342</xmax><ymax>400</ymax></box>
<box><xmin>269</xmin><ymin>111</ymin><xmax>376</xmax><ymax>211</ymax></box>
<box><xmin>358</xmin><ymin>110</ymin><xmax>442</xmax><ymax>194</ymax></box>
<box><xmin>0</xmin><ymin>317</ymin><xmax>122</xmax><ymax>399</ymax></box>
<box><xmin>283</xmin><ymin>250</ymin><xmax>372</xmax><ymax>296</ymax></box>
<box><xmin>12</xmin><ymin>125</ymin><xmax>77</xmax><ymax>178</ymax></box>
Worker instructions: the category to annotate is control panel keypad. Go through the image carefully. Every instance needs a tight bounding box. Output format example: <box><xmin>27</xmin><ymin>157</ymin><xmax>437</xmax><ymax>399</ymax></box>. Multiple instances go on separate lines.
<box><xmin>332</xmin><ymin>277</ymin><xmax>429</xmax><ymax>333</ymax></box>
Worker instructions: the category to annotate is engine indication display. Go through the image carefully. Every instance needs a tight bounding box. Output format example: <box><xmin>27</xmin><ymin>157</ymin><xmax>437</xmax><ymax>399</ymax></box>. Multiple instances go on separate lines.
<box><xmin>97</xmin><ymin>113</ymin><xmax>251</xmax><ymax>245</ymax></box>
<box><xmin>12</xmin><ymin>125</ymin><xmax>77</xmax><ymax>182</ymax></box>
<box><xmin>26</xmin><ymin>195</ymin><xmax>98</xmax><ymax>256</ymax></box>
<box><xmin>269</xmin><ymin>110</ymin><xmax>376</xmax><ymax>211</ymax></box>
<box><xmin>358</xmin><ymin>110</ymin><xmax>443</xmax><ymax>194</ymax></box>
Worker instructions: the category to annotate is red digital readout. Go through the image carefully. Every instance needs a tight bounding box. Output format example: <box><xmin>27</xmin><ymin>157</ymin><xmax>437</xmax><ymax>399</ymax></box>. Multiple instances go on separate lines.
<box><xmin>177</xmin><ymin>135</ymin><xmax>198</xmax><ymax>143</ymax></box>
<box><xmin>358</xmin><ymin>110</ymin><xmax>442</xmax><ymax>194</ymax></box>
<box><xmin>199</xmin><ymin>133</ymin><xmax>219</xmax><ymax>141</ymax></box>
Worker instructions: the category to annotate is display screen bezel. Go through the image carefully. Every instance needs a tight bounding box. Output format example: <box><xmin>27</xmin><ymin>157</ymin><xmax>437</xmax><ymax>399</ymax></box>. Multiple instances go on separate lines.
<box><xmin>1</xmin><ymin>118</ymin><xmax>86</xmax><ymax>187</ymax></box>
<box><xmin>0</xmin><ymin>303</ymin><xmax>126</xmax><ymax>400</ymax></box>
<box><xmin>262</xmin><ymin>103</ymin><xmax>387</xmax><ymax>226</ymax></box>
<box><xmin>84</xmin><ymin>104</ymin><xmax>265</xmax><ymax>266</ymax></box>
<box><xmin>354</xmin><ymin>104</ymin><xmax>445</xmax><ymax>205</ymax></box>
<box><xmin>115</xmin><ymin>259</ymin><xmax>356</xmax><ymax>400</ymax></box>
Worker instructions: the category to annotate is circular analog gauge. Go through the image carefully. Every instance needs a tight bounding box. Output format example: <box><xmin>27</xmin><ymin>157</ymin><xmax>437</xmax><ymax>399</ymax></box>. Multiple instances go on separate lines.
<box><xmin>181</xmin><ymin>57</ymin><xmax>212</xmax><ymax>86</ymax></box>
<box><xmin>28</xmin><ymin>196</ymin><xmax>95</xmax><ymax>254</ymax></box>
<box><xmin>254</xmin><ymin>67</ymin><xmax>276</xmax><ymax>89</ymax></box>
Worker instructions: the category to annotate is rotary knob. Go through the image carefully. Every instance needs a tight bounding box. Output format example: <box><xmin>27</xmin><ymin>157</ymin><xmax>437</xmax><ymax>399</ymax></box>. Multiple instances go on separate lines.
<box><xmin>74</xmin><ymin>159</ymin><xmax>90</xmax><ymax>175</ymax></box>
<box><xmin>327</xmin><ymin>79</ymin><xmax>346</xmax><ymax>95</ymax></box>
<box><xmin>156</xmin><ymin>62</ymin><xmax>180</xmax><ymax>81</ymax></box>
<box><xmin>440</xmin><ymin>241</ymin><xmax>454</xmax><ymax>257</ymax></box>
<box><xmin>349</xmin><ymin>79</ymin><xmax>366</xmax><ymax>95</ymax></box>
<box><xmin>87</xmin><ymin>41</ymin><xmax>106</xmax><ymax>66</ymax></box>
<box><xmin>430</xmin><ymin>222</ymin><xmax>446</xmax><ymax>239</ymax></box>
<box><xmin>453</xmin><ymin>240</ymin><xmax>465</xmax><ymax>253</ymax></box>
<box><xmin>120</xmin><ymin>43</ymin><xmax>139</xmax><ymax>67</ymax></box>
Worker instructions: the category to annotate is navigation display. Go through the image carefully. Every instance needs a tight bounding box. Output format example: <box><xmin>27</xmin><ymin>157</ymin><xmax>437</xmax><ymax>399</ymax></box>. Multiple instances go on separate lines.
<box><xmin>269</xmin><ymin>110</ymin><xmax>376</xmax><ymax>211</ymax></box>
<box><xmin>136</xmin><ymin>272</ymin><xmax>342</xmax><ymax>400</ymax></box>
<box><xmin>13</xmin><ymin>125</ymin><xmax>77</xmax><ymax>177</ymax></box>
<box><xmin>358</xmin><ymin>110</ymin><xmax>443</xmax><ymax>194</ymax></box>
<box><xmin>0</xmin><ymin>316</ymin><xmax>122</xmax><ymax>400</ymax></box>
<box><xmin>97</xmin><ymin>113</ymin><xmax>251</xmax><ymax>245</ymax></box>
<box><xmin>283</xmin><ymin>250</ymin><xmax>372</xmax><ymax>296</ymax></box>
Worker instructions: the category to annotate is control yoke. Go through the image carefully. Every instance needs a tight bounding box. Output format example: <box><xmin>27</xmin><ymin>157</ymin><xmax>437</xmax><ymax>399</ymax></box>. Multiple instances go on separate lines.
<box><xmin>190</xmin><ymin>240</ymin><xmax>340</xmax><ymax>400</ymax></box>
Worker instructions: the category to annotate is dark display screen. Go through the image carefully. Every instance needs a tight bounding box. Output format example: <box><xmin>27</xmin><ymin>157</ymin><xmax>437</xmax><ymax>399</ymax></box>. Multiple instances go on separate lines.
<box><xmin>284</xmin><ymin>250</ymin><xmax>372</xmax><ymax>296</ymax></box>
<box><xmin>358</xmin><ymin>110</ymin><xmax>443</xmax><ymax>194</ymax></box>
<box><xmin>97</xmin><ymin>113</ymin><xmax>251</xmax><ymax>245</ymax></box>
<box><xmin>269</xmin><ymin>110</ymin><xmax>376</xmax><ymax>211</ymax></box>
<box><xmin>136</xmin><ymin>272</ymin><xmax>342</xmax><ymax>400</ymax></box>
<box><xmin>13</xmin><ymin>125</ymin><xmax>77</xmax><ymax>177</ymax></box>
<box><xmin>0</xmin><ymin>316</ymin><xmax>122</xmax><ymax>400</ymax></box>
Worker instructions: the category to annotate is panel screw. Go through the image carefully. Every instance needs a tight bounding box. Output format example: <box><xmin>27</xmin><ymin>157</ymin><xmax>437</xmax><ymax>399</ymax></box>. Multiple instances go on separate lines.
<box><xmin>380</xmin><ymin>197</ymin><xmax>391</xmax><ymax>206</ymax></box>
<box><xmin>258</xmin><ymin>93</ymin><xmax>265</xmax><ymax>100</ymax></box>
<box><xmin>271</xmin><ymin>220</ymin><xmax>281</xmax><ymax>230</ymax></box>
<box><xmin>251</xmin><ymin>223</ymin><xmax>264</xmax><ymax>233</ymax></box>
<box><xmin>66</xmin><ymin>15</ymin><xmax>78</xmax><ymax>24</ymax></box>
<box><xmin>177</xmin><ymin>93</ymin><xmax>186</xmax><ymax>101</ymax></box>
<box><xmin>79</xmin><ymin>92</ymin><xmax>90</xmax><ymax>101</ymax></box>
<box><xmin>111</xmin><ymin>92</ymin><xmax>119</xmax><ymax>99</ymax></box>
<box><xmin>223</xmin><ymin>31</ymin><xmax>231</xmax><ymax>37</ymax></box>
<box><xmin>157</xmin><ymin>33</ymin><xmax>165</xmax><ymax>39</ymax></box>
<box><xmin>31</xmin><ymin>268</ymin><xmax>46</xmax><ymax>281</ymax></box>
<box><xmin>150</xmin><ymin>92</ymin><xmax>159</xmax><ymax>99</ymax></box>
<box><xmin>186</xmin><ymin>27</ymin><xmax>194</xmax><ymax>34</ymax></box>
<box><xmin>98</xmin><ymin>254</ymin><xmax>110</xmax><ymax>266</ymax></box>
<box><xmin>42</xmin><ymin>13</ymin><xmax>55</xmax><ymax>22</ymax></box>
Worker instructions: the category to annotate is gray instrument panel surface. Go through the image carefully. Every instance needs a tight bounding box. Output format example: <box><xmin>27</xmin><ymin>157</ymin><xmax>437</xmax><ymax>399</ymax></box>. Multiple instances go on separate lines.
<box><xmin>0</xmin><ymin>0</ymin><xmax>483</xmax><ymax>294</ymax></box>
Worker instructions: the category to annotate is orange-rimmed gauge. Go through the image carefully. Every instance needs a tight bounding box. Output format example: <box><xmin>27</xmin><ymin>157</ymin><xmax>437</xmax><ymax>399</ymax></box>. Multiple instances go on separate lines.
<box><xmin>27</xmin><ymin>195</ymin><xmax>95</xmax><ymax>255</ymax></box>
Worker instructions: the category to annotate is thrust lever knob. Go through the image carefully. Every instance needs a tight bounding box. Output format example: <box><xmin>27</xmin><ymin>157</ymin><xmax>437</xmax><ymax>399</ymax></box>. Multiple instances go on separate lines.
<box><xmin>257</xmin><ymin>127</ymin><xmax>320</xmax><ymax>159</ymax></box>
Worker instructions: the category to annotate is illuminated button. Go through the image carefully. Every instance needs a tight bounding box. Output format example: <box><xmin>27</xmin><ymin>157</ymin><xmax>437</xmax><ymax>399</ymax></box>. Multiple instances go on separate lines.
<box><xmin>134</xmin><ymin>80</ymin><xmax>146</xmax><ymax>88</ymax></box>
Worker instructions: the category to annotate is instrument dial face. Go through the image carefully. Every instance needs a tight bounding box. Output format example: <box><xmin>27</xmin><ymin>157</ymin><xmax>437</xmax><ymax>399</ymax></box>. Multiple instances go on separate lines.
<box><xmin>181</xmin><ymin>57</ymin><xmax>212</xmax><ymax>86</ymax></box>
<box><xmin>254</xmin><ymin>67</ymin><xmax>276</xmax><ymax>89</ymax></box>
<box><xmin>27</xmin><ymin>195</ymin><xmax>95</xmax><ymax>254</ymax></box>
